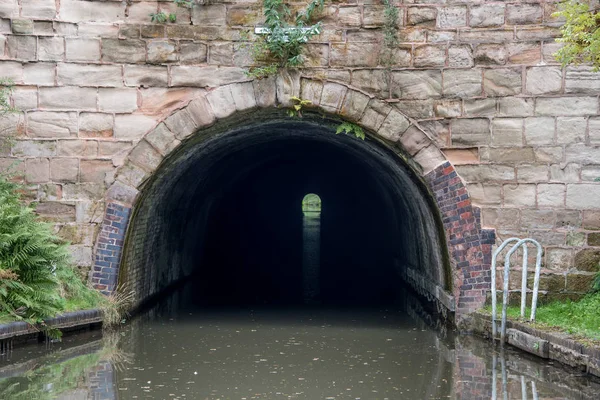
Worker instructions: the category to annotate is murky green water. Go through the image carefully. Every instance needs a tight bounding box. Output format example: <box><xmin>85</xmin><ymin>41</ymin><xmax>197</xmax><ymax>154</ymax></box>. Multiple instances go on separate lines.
<box><xmin>1</xmin><ymin>302</ymin><xmax>599</xmax><ymax>399</ymax></box>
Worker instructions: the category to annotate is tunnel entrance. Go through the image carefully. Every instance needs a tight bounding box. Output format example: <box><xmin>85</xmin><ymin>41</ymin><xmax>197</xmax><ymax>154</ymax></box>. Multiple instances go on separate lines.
<box><xmin>108</xmin><ymin>111</ymin><xmax>457</xmax><ymax>314</ymax></box>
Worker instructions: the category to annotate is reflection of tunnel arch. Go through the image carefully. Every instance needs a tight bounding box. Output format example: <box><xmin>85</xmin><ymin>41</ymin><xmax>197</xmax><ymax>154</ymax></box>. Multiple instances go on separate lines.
<box><xmin>91</xmin><ymin>81</ymin><xmax>495</xmax><ymax>319</ymax></box>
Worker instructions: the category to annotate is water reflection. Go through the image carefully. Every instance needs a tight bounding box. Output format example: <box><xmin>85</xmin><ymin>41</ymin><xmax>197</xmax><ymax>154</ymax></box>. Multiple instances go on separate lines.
<box><xmin>1</xmin><ymin>296</ymin><xmax>600</xmax><ymax>399</ymax></box>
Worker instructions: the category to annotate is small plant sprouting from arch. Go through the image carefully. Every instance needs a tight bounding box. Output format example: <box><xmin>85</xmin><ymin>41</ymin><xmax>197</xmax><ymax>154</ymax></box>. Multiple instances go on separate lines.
<box><xmin>336</xmin><ymin>121</ymin><xmax>365</xmax><ymax>140</ymax></box>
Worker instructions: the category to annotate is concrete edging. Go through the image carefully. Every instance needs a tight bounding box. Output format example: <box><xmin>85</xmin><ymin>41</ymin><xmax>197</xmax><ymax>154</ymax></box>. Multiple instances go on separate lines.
<box><xmin>0</xmin><ymin>309</ymin><xmax>103</xmax><ymax>344</ymax></box>
<box><xmin>469</xmin><ymin>311</ymin><xmax>600</xmax><ymax>378</ymax></box>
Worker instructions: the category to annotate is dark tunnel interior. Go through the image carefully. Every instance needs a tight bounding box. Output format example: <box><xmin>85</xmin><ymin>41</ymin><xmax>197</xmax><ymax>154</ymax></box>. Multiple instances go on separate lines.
<box><xmin>121</xmin><ymin>113</ymin><xmax>449</xmax><ymax>311</ymax></box>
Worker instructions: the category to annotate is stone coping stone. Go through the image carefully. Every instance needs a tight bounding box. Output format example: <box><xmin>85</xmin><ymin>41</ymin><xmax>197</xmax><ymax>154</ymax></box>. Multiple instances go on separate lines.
<box><xmin>469</xmin><ymin>311</ymin><xmax>600</xmax><ymax>378</ymax></box>
<box><xmin>0</xmin><ymin>309</ymin><xmax>102</xmax><ymax>341</ymax></box>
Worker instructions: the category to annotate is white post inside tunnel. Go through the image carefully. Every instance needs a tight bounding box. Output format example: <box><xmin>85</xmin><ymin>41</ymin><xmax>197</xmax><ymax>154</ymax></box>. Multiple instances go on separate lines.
<box><xmin>302</xmin><ymin>194</ymin><xmax>321</xmax><ymax>305</ymax></box>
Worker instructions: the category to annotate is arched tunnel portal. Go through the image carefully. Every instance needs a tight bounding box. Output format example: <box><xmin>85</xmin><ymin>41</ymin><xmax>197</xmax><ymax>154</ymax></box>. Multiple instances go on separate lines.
<box><xmin>93</xmin><ymin>107</ymin><xmax>495</xmax><ymax>320</ymax></box>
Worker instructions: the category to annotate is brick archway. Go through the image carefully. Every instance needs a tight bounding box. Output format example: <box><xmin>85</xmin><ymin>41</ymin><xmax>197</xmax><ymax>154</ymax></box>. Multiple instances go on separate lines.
<box><xmin>91</xmin><ymin>77</ymin><xmax>495</xmax><ymax>319</ymax></box>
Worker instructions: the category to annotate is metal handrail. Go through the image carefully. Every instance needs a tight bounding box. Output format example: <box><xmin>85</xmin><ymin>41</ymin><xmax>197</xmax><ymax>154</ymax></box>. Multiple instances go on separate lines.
<box><xmin>491</xmin><ymin>237</ymin><xmax>523</xmax><ymax>338</ymax></box>
<box><xmin>491</xmin><ymin>237</ymin><xmax>543</xmax><ymax>341</ymax></box>
<box><xmin>501</xmin><ymin>238</ymin><xmax>543</xmax><ymax>341</ymax></box>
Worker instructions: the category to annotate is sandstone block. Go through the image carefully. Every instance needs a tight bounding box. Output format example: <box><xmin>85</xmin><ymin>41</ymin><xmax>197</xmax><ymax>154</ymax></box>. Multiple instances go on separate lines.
<box><xmin>114</xmin><ymin>114</ymin><xmax>157</xmax><ymax>140</ymax></box>
<box><xmin>492</xmin><ymin>118</ymin><xmax>523</xmax><ymax>146</ymax></box>
<box><xmin>590</xmin><ymin>118</ymin><xmax>600</xmax><ymax>145</ymax></box>
<box><xmin>145</xmin><ymin>123</ymin><xmax>180</xmax><ymax>156</ymax></box>
<box><xmin>147</xmin><ymin>40</ymin><xmax>178</xmax><ymax>64</ymax></box>
<box><xmin>11</xmin><ymin>87</ymin><xmax>38</xmax><ymax>110</ymax></box>
<box><xmin>320</xmin><ymin>82</ymin><xmax>347</xmax><ymax>113</ymax></box>
<box><xmin>7</xmin><ymin>35</ymin><xmax>37</xmax><ymax>60</ymax></box>
<box><xmin>567</xmin><ymin>184</ymin><xmax>600</xmax><ymax>209</ymax></box>
<box><xmin>338</xmin><ymin>6</ymin><xmax>361</xmax><ymax>27</ymax></box>
<box><xmin>507</xmin><ymin>4</ymin><xmax>543</xmax><ymax>25</ymax></box>
<box><xmin>127</xmin><ymin>140</ymin><xmax>163</xmax><ymax>172</ymax></box>
<box><xmin>434</xmin><ymin>100</ymin><xmax>461</xmax><ymax>118</ymax></box>
<box><xmin>98</xmin><ymin>88</ymin><xmax>138</xmax><ymax>113</ymax></box>
<box><xmin>463</xmin><ymin>99</ymin><xmax>495</xmax><ymax>117</ymax></box>
<box><xmin>392</xmin><ymin>70</ymin><xmax>442</xmax><ymax>99</ymax></box>
<box><xmin>208</xmin><ymin>42</ymin><xmax>233</xmax><ymax>65</ymax></box>
<box><xmin>340</xmin><ymin>90</ymin><xmax>370</xmax><ymax>122</ymax></box>
<box><xmin>413</xmin><ymin>45</ymin><xmax>446</xmax><ymax>68</ymax></box>
<box><xmin>466</xmin><ymin>183</ymin><xmax>501</xmax><ymax>206</ymax></box>
<box><xmin>566</xmin><ymin>144</ymin><xmax>600</xmax><ymax>165</ymax></box>
<box><xmin>12</xmin><ymin>140</ymin><xmax>56</xmax><ymax>157</ymax></box>
<box><xmin>187</xmin><ymin>96</ymin><xmax>217</xmax><ymax>128</ymax></box>
<box><xmin>524</xmin><ymin>117</ymin><xmax>555</xmax><ymax>145</ymax></box>
<box><xmin>300</xmin><ymin>79</ymin><xmax>323</xmax><ymax>106</ymax></box>
<box><xmin>498</xmin><ymin>97</ymin><xmax>534</xmax><ymax>117</ymax></box>
<box><xmin>517</xmin><ymin>165</ymin><xmax>549</xmax><ymax>182</ymax></box>
<box><xmin>78</xmin><ymin>23</ymin><xmax>118</xmax><ymax>38</ymax></box>
<box><xmin>206</xmin><ymin>85</ymin><xmax>236</xmax><ymax>120</ymax></box>
<box><xmin>359</xmin><ymin>101</ymin><xmax>391</xmax><ymax>132</ymax></box>
<box><xmin>565</xmin><ymin>66</ymin><xmax>600</xmax><ymax>94</ymax></box>
<box><xmin>437</xmin><ymin>6</ymin><xmax>466</xmax><ymax>28</ymax></box>
<box><xmin>50</xmin><ymin>157</ymin><xmax>78</xmax><ymax>182</ymax></box>
<box><xmin>351</xmin><ymin>69</ymin><xmax>388</xmax><ymax>99</ymax></box>
<box><xmin>79</xmin><ymin>113</ymin><xmax>113</xmax><ymax>138</ymax></box>
<box><xmin>484</xmin><ymin>68</ymin><xmax>522</xmax><ymax>96</ymax></box>
<box><xmin>164</xmin><ymin>108</ymin><xmax>197</xmax><ymax>140</ymax></box>
<box><xmin>534</xmin><ymin>146</ymin><xmax>562</xmax><ymax>163</ymax></box>
<box><xmin>400</xmin><ymin>126</ymin><xmax>430</xmax><ymax>156</ymax></box>
<box><xmin>537</xmin><ymin>184</ymin><xmax>565</xmax><ymax>208</ymax></box>
<box><xmin>451</xmin><ymin>118</ymin><xmax>490</xmax><ymax>146</ymax></box>
<box><xmin>170</xmin><ymin>66</ymin><xmax>249</xmax><ymax>87</ymax></box>
<box><xmin>407</xmin><ymin>7</ymin><xmax>437</xmax><ymax>26</ymax></box>
<box><xmin>124</xmin><ymin>65</ymin><xmax>168</xmax><ymax>87</ymax></box>
<box><xmin>25</xmin><ymin>157</ymin><xmax>49</xmax><ymax>183</ymax></box>
<box><xmin>448</xmin><ymin>45</ymin><xmax>473</xmax><ymax>68</ymax></box>
<box><xmin>521</xmin><ymin>209</ymin><xmax>555</xmax><ymax>229</ymax></box>
<box><xmin>507</xmin><ymin>42</ymin><xmax>541</xmax><ymax>64</ymax></box>
<box><xmin>474</xmin><ymin>44</ymin><xmax>507</xmax><ymax>65</ymax></box>
<box><xmin>56</xmin><ymin>224</ymin><xmax>96</xmax><ymax>246</ymax></box>
<box><xmin>252</xmin><ymin>76</ymin><xmax>277</xmax><ymax>108</ymax></box>
<box><xmin>413</xmin><ymin>145</ymin><xmax>446</xmax><ymax>174</ymax></box>
<box><xmin>140</xmin><ymin>25</ymin><xmax>165</xmax><ymax>39</ymax></box>
<box><xmin>556</xmin><ymin>117</ymin><xmax>586</xmax><ymax>145</ymax></box>
<box><xmin>65</xmin><ymin>38</ymin><xmax>100</xmax><ymax>61</ymax></box>
<box><xmin>23</xmin><ymin>62</ymin><xmax>55</xmax><ymax>86</ymax></box>
<box><xmin>38</xmin><ymin>37</ymin><xmax>64</xmax><ymax>61</ymax></box>
<box><xmin>489</xmin><ymin>148</ymin><xmax>535</xmax><ymax>163</ymax></box>
<box><xmin>36</xmin><ymin>201</ymin><xmax>76</xmax><ymax>222</ymax></box>
<box><xmin>469</xmin><ymin>5</ymin><xmax>504</xmax><ymax>27</ymax></box>
<box><xmin>526</xmin><ymin>67</ymin><xmax>562</xmax><ymax>95</ymax></box>
<box><xmin>550</xmin><ymin>163</ymin><xmax>580</xmax><ymax>183</ymax></box>
<box><xmin>98</xmin><ymin>141</ymin><xmax>131</xmax><ymax>158</ymax></box>
<box><xmin>58</xmin><ymin>63</ymin><xmax>122</xmax><ymax>87</ymax></box>
<box><xmin>536</xmin><ymin>97</ymin><xmax>598</xmax><ymax>116</ymax></box>
<box><xmin>179</xmin><ymin>41</ymin><xmax>208</xmax><ymax>64</ymax></box>
<box><xmin>75</xmin><ymin>200</ymin><xmax>103</xmax><ymax>224</ymax></box>
<box><xmin>27</xmin><ymin>111</ymin><xmax>78</xmax><ymax>138</ymax></box>
<box><xmin>11</xmin><ymin>19</ymin><xmax>33</xmax><ymax>34</ymax></box>
<box><xmin>556</xmin><ymin>210</ymin><xmax>582</xmax><ymax>229</ymax></box>
<box><xmin>363</xmin><ymin>5</ymin><xmax>386</xmax><ymax>28</ymax></box>
<box><xmin>126</xmin><ymin>2</ymin><xmax>157</xmax><ymax>24</ymax></box>
<box><xmin>377</xmin><ymin>109</ymin><xmax>410</xmax><ymax>142</ymax></box>
<box><xmin>443</xmin><ymin>69</ymin><xmax>481</xmax><ymax>98</ymax></box>
<box><xmin>582</xmin><ymin>166</ymin><xmax>600</xmax><ymax>182</ymax></box>
<box><xmin>331</xmin><ymin>43</ymin><xmax>380</xmax><ymax>67</ymax></box>
<box><xmin>456</xmin><ymin>164</ymin><xmax>515</xmax><ymax>182</ymax></box>
<box><xmin>57</xmin><ymin>140</ymin><xmax>97</xmax><ymax>157</ymax></box>
<box><xmin>106</xmin><ymin>181</ymin><xmax>138</xmax><ymax>205</ymax></box>
<box><xmin>80</xmin><ymin>159</ymin><xmax>113</xmax><ymax>183</ymax></box>
<box><xmin>275</xmin><ymin>69</ymin><xmax>301</xmax><ymax>106</ymax></box>
<box><xmin>59</xmin><ymin>0</ymin><xmax>125</xmax><ymax>23</ymax></box>
<box><xmin>40</xmin><ymin>87</ymin><xmax>97</xmax><ymax>110</ymax></box>
<box><xmin>101</xmin><ymin>38</ymin><xmax>146</xmax><ymax>63</ymax></box>
<box><xmin>116</xmin><ymin>162</ymin><xmax>149</xmax><ymax>189</ymax></box>
<box><xmin>191</xmin><ymin>4</ymin><xmax>226</xmax><ymax>26</ymax></box>
<box><xmin>0</xmin><ymin>0</ymin><xmax>19</xmax><ymax>18</ymax></box>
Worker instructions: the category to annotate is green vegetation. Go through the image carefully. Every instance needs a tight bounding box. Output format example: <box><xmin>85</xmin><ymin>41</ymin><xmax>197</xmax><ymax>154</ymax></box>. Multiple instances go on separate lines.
<box><xmin>336</xmin><ymin>121</ymin><xmax>365</xmax><ymax>140</ymax></box>
<box><xmin>149</xmin><ymin>11</ymin><xmax>177</xmax><ymax>24</ymax></box>
<box><xmin>0</xmin><ymin>176</ymin><xmax>131</xmax><ymax>332</ymax></box>
<box><xmin>246</xmin><ymin>0</ymin><xmax>324</xmax><ymax>78</ymax></box>
<box><xmin>553</xmin><ymin>1</ymin><xmax>600</xmax><ymax>70</ymax></box>
<box><xmin>287</xmin><ymin>96</ymin><xmax>313</xmax><ymax>118</ymax></box>
<box><xmin>0</xmin><ymin>78</ymin><xmax>15</xmax><ymax>115</ymax></box>
<box><xmin>380</xmin><ymin>0</ymin><xmax>399</xmax><ymax>67</ymax></box>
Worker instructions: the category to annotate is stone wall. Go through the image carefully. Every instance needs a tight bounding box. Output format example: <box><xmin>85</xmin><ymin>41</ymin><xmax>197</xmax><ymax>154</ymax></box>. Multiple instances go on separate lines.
<box><xmin>1</xmin><ymin>0</ymin><xmax>600</xmax><ymax>308</ymax></box>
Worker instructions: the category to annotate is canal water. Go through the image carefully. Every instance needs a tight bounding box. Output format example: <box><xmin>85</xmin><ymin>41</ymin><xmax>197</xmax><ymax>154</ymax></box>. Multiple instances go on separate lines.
<box><xmin>1</xmin><ymin>288</ymin><xmax>599</xmax><ymax>399</ymax></box>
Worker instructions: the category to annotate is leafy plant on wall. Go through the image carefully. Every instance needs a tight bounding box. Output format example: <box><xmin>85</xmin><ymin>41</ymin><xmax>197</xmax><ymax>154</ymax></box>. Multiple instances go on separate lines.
<box><xmin>0</xmin><ymin>78</ymin><xmax>15</xmax><ymax>116</ymax></box>
<box><xmin>553</xmin><ymin>1</ymin><xmax>600</xmax><ymax>70</ymax></box>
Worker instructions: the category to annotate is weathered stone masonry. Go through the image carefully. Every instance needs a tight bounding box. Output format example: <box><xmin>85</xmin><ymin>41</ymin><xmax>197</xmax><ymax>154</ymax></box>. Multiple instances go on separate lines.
<box><xmin>1</xmin><ymin>0</ymin><xmax>600</xmax><ymax>317</ymax></box>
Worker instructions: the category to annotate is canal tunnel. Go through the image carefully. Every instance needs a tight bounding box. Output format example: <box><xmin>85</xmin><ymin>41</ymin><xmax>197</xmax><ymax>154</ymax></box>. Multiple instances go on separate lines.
<box><xmin>119</xmin><ymin>112</ymin><xmax>451</xmax><ymax>310</ymax></box>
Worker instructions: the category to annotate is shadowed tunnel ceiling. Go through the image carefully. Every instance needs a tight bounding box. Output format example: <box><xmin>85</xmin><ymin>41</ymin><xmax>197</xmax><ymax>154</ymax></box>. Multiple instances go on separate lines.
<box><xmin>121</xmin><ymin>112</ymin><xmax>450</xmax><ymax>308</ymax></box>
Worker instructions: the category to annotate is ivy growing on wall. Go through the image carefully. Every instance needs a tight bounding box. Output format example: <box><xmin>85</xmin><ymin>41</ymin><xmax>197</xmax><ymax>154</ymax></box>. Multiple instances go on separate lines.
<box><xmin>0</xmin><ymin>78</ymin><xmax>15</xmax><ymax>116</ymax></box>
